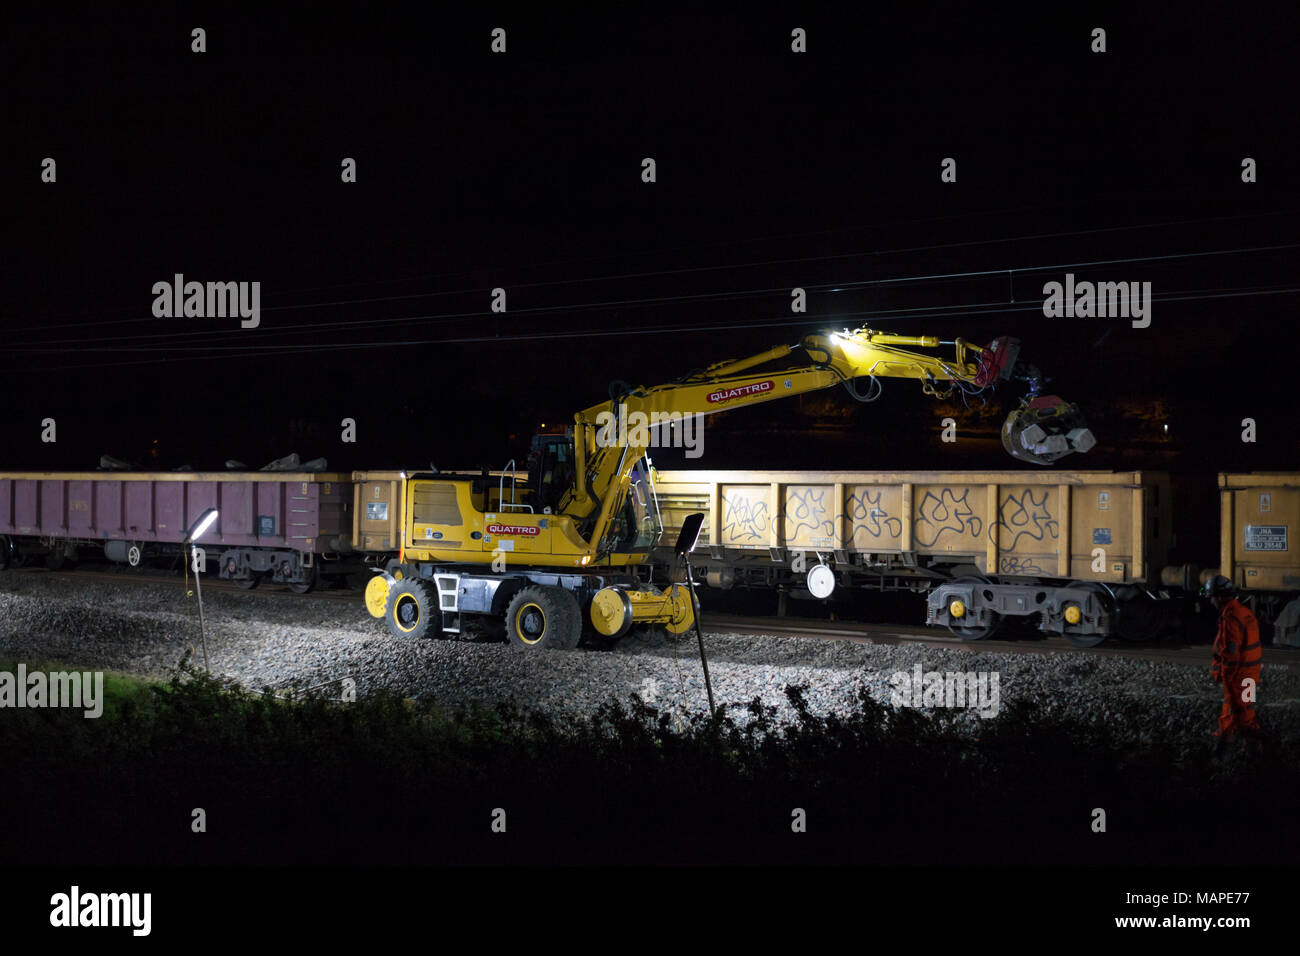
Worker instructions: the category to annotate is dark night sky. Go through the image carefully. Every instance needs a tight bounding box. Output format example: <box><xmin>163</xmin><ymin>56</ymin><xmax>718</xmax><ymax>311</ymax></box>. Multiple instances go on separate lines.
<box><xmin>2</xmin><ymin>6</ymin><xmax>1297</xmax><ymax>478</ymax></box>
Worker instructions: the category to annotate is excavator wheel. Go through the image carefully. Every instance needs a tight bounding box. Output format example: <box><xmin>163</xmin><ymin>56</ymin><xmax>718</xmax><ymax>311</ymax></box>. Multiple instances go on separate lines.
<box><xmin>505</xmin><ymin>586</ymin><xmax>582</xmax><ymax>650</ymax></box>
<box><xmin>386</xmin><ymin>578</ymin><xmax>439</xmax><ymax>640</ymax></box>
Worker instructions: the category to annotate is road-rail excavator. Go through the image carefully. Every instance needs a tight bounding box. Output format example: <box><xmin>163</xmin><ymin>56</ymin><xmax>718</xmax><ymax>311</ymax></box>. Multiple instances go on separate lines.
<box><xmin>365</xmin><ymin>326</ymin><xmax>1093</xmax><ymax>649</ymax></box>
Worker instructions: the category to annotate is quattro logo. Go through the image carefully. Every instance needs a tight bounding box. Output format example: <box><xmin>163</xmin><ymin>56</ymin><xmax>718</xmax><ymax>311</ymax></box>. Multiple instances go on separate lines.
<box><xmin>485</xmin><ymin>523</ymin><xmax>539</xmax><ymax>536</ymax></box>
<box><xmin>707</xmin><ymin>380</ymin><xmax>774</xmax><ymax>404</ymax></box>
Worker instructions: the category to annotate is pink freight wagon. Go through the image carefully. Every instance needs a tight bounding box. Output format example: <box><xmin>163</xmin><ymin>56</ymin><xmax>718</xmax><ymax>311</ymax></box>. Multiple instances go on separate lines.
<box><xmin>0</xmin><ymin>470</ymin><xmax>353</xmax><ymax>592</ymax></box>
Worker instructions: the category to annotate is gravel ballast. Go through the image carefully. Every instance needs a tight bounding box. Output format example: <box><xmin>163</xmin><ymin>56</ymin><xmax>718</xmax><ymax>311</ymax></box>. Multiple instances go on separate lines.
<box><xmin>1</xmin><ymin>573</ymin><xmax>1297</xmax><ymax>751</ymax></box>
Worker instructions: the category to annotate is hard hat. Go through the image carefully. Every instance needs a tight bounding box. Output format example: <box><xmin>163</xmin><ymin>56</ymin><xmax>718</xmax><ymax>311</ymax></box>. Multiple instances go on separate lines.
<box><xmin>1201</xmin><ymin>574</ymin><xmax>1235</xmax><ymax>598</ymax></box>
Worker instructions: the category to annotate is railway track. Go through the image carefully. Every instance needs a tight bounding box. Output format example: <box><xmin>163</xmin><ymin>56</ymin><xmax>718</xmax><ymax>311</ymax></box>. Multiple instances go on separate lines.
<box><xmin>9</xmin><ymin>565</ymin><xmax>360</xmax><ymax>602</ymax></box>
<box><xmin>10</xmin><ymin>565</ymin><xmax>1286</xmax><ymax>668</ymax></box>
<box><xmin>694</xmin><ymin>614</ymin><xmax>1231</xmax><ymax>666</ymax></box>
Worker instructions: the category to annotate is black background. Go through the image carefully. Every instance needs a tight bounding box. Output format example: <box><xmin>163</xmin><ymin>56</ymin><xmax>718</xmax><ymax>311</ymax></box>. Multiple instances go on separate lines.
<box><xmin>2</xmin><ymin>7</ymin><xmax>1296</xmax><ymax>476</ymax></box>
<box><xmin>1</xmin><ymin>4</ymin><xmax>1296</xmax><ymax>924</ymax></box>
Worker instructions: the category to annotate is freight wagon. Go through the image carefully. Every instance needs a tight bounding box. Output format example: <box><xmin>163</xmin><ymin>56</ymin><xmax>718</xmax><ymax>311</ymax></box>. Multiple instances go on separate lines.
<box><xmin>6</xmin><ymin>463</ymin><xmax>1297</xmax><ymax>652</ymax></box>
<box><xmin>0</xmin><ymin>470</ymin><xmax>354</xmax><ymax>592</ymax></box>
<box><xmin>651</xmin><ymin>469</ymin><xmax>1175</xmax><ymax>647</ymax></box>
<box><xmin>1209</xmin><ymin>472</ymin><xmax>1300</xmax><ymax>646</ymax></box>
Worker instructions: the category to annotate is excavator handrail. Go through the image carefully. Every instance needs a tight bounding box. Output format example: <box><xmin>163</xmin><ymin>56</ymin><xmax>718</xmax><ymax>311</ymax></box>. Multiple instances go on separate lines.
<box><xmin>498</xmin><ymin>459</ymin><xmax>534</xmax><ymax>513</ymax></box>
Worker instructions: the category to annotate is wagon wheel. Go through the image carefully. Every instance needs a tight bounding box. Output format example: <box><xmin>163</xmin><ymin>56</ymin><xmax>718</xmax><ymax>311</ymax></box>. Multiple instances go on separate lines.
<box><xmin>1061</xmin><ymin>580</ymin><xmax>1114</xmax><ymax>648</ymax></box>
<box><xmin>1113</xmin><ymin>590</ymin><xmax>1166</xmax><ymax>642</ymax></box>
<box><xmin>236</xmin><ymin>574</ymin><xmax>262</xmax><ymax>591</ymax></box>
<box><xmin>287</xmin><ymin>564</ymin><xmax>319</xmax><ymax>595</ymax></box>
<box><xmin>945</xmin><ymin>575</ymin><xmax>1003</xmax><ymax>641</ymax></box>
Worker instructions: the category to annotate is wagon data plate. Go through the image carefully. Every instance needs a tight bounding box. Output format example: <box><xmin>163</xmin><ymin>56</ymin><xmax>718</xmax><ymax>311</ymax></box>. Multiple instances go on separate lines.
<box><xmin>1244</xmin><ymin>525</ymin><xmax>1287</xmax><ymax>552</ymax></box>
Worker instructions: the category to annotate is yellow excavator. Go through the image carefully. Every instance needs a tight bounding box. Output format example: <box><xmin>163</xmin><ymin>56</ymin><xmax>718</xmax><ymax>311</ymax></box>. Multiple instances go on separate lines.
<box><xmin>365</xmin><ymin>326</ymin><xmax>1093</xmax><ymax>648</ymax></box>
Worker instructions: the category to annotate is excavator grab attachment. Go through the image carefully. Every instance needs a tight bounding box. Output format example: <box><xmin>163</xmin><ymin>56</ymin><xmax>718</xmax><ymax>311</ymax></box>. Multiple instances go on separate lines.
<box><xmin>1002</xmin><ymin>395</ymin><xmax>1096</xmax><ymax>465</ymax></box>
<box><xmin>978</xmin><ymin>335</ymin><xmax>1095</xmax><ymax>465</ymax></box>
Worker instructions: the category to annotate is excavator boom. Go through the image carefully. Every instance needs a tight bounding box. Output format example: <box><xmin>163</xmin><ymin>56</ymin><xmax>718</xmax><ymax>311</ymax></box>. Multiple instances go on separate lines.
<box><xmin>562</xmin><ymin>326</ymin><xmax>1093</xmax><ymax>551</ymax></box>
<box><xmin>367</xmin><ymin>323</ymin><xmax>1093</xmax><ymax>648</ymax></box>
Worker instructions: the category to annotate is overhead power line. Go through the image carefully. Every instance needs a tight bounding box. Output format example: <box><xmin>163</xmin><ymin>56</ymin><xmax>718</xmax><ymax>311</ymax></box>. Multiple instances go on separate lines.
<box><xmin>8</xmin><ymin>283</ymin><xmax>1297</xmax><ymax>373</ymax></box>
<box><xmin>7</xmin><ymin>206</ymin><xmax>1296</xmax><ymax>335</ymax></box>
<box><xmin>10</xmin><ymin>241</ymin><xmax>1298</xmax><ymax>350</ymax></box>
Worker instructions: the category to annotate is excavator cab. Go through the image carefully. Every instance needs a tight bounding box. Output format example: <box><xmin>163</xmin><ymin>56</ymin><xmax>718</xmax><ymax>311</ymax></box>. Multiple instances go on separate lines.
<box><xmin>587</xmin><ymin>459</ymin><xmax>664</xmax><ymax>557</ymax></box>
<box><xmin>625</xmin><ymin>462</ymin><xmax>663</xmax><ymax>550</ymax></box>
<box><xmin>525</xmin><ymin>427</ymin><xmax>576</xmax><ymax>513</ymax></box>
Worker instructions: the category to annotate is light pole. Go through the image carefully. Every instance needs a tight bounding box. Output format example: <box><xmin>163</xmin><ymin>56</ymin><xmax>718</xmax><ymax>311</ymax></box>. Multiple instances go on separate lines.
<box><xmin>672</xmin><ymin>512</ymin><xmax>714</xmax><ymax>717</ymax></box>
<box><xmin>184</xmin><ymin>507</ymin><xmax>219</xmax><ymax>673</ymax></box>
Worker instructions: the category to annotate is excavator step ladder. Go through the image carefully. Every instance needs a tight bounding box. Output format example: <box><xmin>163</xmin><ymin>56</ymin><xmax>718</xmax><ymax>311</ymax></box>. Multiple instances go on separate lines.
<box><xmin>434</xmin><ymin>573</ymin><xmax>461</xmax><ymax>633</ymax></box>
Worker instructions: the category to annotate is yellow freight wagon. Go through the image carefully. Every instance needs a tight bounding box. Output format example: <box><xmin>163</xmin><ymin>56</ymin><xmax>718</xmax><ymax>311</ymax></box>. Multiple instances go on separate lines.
<box><xmin>1216</xmin><ymin>472</ymin><xmax>1300</xmax><ymax>645</ymax></box>
<box><xmin>653</xmin><ymin>469</ymin><xmax>1173</xmax><ymax>646</ymax></box>
<box><xmin>351</xmin><ymin>470</ymin><xmax>407</xmax><ymax>554</ymax></box>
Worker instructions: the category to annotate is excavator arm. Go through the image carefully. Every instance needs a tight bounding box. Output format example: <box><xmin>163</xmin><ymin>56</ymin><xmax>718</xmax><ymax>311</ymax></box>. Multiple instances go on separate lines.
<box><xmin>366</xmin><ymin>325</ymin><xmax>1092</xmax><ymax>645</ymax></box>
<box><xmin>560</xmin><ymin>326</ymin><xmax>1092</xmax><ymax>555</ymax></box>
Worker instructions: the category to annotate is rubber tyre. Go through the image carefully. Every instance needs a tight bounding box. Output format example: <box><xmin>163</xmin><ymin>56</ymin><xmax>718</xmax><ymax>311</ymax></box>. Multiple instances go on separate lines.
<box><xmin>505</xmin><ymin>586</ymin><xmax>581</xmax><ymax>651</ymax></box>
<box><xmin>386</xmin><ymin>578</ymin><xmax>438</xmax><ymax>639</ymax></box>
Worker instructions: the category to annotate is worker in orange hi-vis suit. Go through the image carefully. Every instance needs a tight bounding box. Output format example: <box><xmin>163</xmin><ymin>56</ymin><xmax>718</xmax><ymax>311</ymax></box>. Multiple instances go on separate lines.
<box><xmin>1202</xmin><ymin>575</ymin><xmax>1263</xmax><ymax>751</ymax></box>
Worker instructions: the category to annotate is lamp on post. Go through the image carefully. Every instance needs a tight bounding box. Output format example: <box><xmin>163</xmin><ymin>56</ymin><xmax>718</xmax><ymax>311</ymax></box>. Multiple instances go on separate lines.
<box><xmin>183</xmin><ymin>507</ymin><xmax>219</xmax><ymax>674</ymax></box>
<box><xmin>672</xmin><ymin>512</ymin><xmax>714</xmax><ymax>717</ymax></box>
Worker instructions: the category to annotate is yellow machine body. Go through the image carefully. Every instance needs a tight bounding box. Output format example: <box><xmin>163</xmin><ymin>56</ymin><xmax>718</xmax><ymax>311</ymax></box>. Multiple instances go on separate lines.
<box><xmin>398</xmin><ymin>477</ymin><xmax>650</xmax><ymax>570</ymax></box>
<box><xmin>590</xmin><ymin>584</ymin><xmax>695</xmax><ymax>637</ymax></box>
<box><xmin>358</xmin><ymin>327</ymin><xmax>1090</xmax><ymax>646</ymax></box>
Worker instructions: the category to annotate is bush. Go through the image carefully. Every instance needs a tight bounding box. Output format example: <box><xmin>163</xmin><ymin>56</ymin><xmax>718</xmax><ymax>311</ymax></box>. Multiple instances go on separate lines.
<box><xmin>0</xmin><ymin>659</ymin><xmax>1294</xmax><ymax>865</ymax></box>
